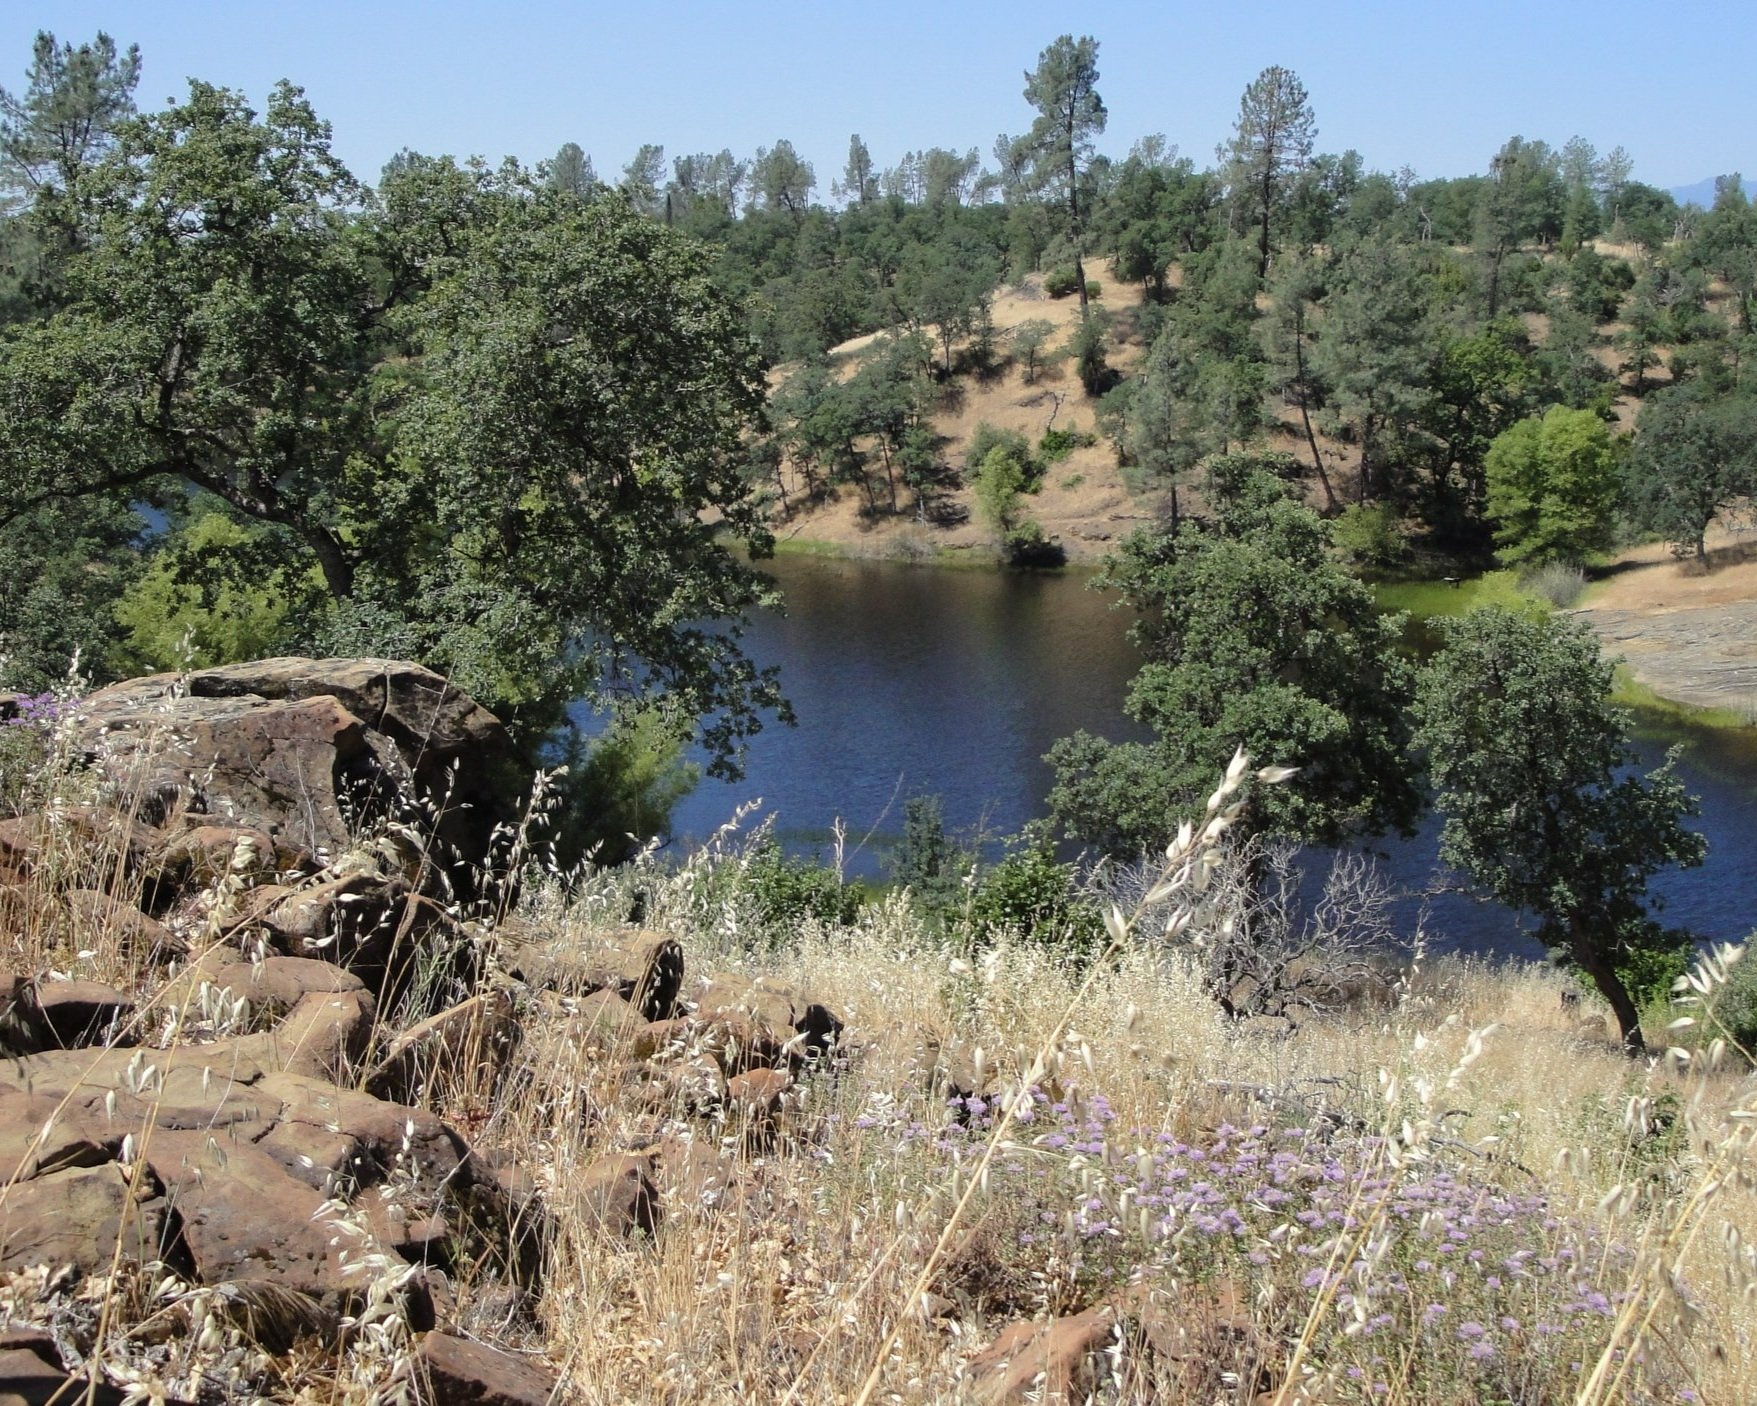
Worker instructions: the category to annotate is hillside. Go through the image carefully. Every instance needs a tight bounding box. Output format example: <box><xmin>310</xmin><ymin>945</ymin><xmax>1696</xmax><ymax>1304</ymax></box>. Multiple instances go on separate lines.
<box><xmin>765</xmin><ymin>262</ymin><xmax>1154</xmax><ymax>564</ymax></box>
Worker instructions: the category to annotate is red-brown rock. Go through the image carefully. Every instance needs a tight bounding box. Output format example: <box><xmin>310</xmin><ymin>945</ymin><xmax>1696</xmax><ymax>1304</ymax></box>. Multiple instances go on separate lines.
<box><xmin>0</xmin><ymin>1163</ymin><xmax>167</xmax><ymax>1275</ymax></box>
<box><xmin>413</xmin><ymin>1330</ymin><xmax>559</xmax><ymax>1406</ymax></box>
<box><xmin>576</xmin><ymin>1153</ymin><xmax>661</xmax><ymax>1239</ymax></box>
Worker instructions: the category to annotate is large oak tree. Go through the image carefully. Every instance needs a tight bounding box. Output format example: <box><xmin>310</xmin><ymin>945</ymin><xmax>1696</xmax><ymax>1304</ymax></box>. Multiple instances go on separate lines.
<box><xmin>0</xmin><ymin>80</ymin><xmax>786</xmax><ymax>766</ymax></box>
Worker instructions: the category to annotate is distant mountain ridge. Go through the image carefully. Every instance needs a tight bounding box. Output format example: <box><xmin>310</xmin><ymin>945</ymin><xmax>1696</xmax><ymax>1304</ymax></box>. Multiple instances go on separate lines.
<box><xmin>1669</xmin><ymin>175</ymin><xmax>1757</xmax><ymax>208</ymax></box>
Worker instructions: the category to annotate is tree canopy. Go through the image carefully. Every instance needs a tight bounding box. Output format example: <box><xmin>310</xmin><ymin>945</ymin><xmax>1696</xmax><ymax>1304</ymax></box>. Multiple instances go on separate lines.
<box><xmin>1048</xmin><ymin>456</ymin><xmax>1419</xmax><ymax>858</ymax></box>
<box><xmin>1414</xmin><ymin>608</ymin><xmax>1706</xmax><ymax>1052</ymax></box>
<box><xmin>0</xmin><ymin>79</ymin><xmax>786</xmax><ymax>767</ymax></box>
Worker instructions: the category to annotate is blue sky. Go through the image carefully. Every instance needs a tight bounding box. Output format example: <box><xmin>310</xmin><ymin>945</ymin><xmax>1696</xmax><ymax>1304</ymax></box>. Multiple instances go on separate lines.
<box><xmin>7</xmin><ymin>2</ymin><xmax>1749</xmax><ymax>194</ymax></box>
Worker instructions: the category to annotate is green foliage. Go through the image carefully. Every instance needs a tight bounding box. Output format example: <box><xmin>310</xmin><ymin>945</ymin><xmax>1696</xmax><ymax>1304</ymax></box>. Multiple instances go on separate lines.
<box><xmin>1049</xmin><ymin>456</ymin><xmax>1420</xmax><ymax>858</ymax></box>
<box><xmin>1223</xmin><ymin>66</ymin><xmax>1316</xmax><ymax>275</ymax></box>
<box><xmin>1020</xmin><ymin>36</ymin><xmax>1106</xmax><ymax>312</ymax></box>
<box><xmin>547</xmin><ymin>708</ymin><xmax>701</xmax><ymax>870</ymax></box>
<box><xmin>0</xmin><ymin>497</ymin><xmax>142</xmax><ymax>691</ymax></box>
<box><xmin>1484</xmin><ymin>405</ymin><xmax>1622</xmax><ymax>565</ymax></box>
<box><xmin>1310</xmin><ymin>237</ymin><xmax>1434</xmax><ymax>503</ymax></box>
<box><xmin>1009</xmin><ymin>318</ymin><xmax>1056</xmax><ymax>383</ymax></box>
<box><xmin>1069</xmin><ymin>313</ymin><xmax>1113</xmax><ymax>396</ymax></box>
<box><xmin>968</xmin><ymin>832</ymin><xmax>1101</xmax><ymax>949</ymax></box>
<box><xmin>1413</xmin><ymin>607</ymin><xmax>1707</xmax><ymax>1051</ymax></box>
<box><xmin>1625</xmin><ymin>385</ymin><xmax>1757</xmax><ymax>562</ymax></box>
<box><xmin>974</xmin><ymin>445</ymin><xmax>1029</xmax><ymax>536</ymax></box>
<box><xmin>964</xmin><ymin>423</ymin><xmax>1036</xmax><ymax>482</ymax></box>
<box><xmin>1043</xmin><ymin>267</ymin><xmax>1083</xmax><ymax>298</ymax></box>
<box><xmin>0</xmin><ymin>80</ymin><xmax>785</xmax><ymax>775</ymax></box>
<box><xmin>1037</xmin><ymin>427</ymin><xmax>1095</xmax><ymax>463</ymax></box>
<box><xmin>889</xmin><ymin>795</ymin><xmax>970</xmax><ymax>923</ymax></box>
<box><xmin>112</xmin><ymin>513</ymin><xmax>317</xmax><ymax>673</ymax></box>
<box><xmin>1329</xmin><ymin>503</ymin><xmax>1409</xmax><ymax>571</ymax></box>
<box><xmin>743</xmin><ymin>841</ymin><xmax>866</xmax><ymax>928</ymax></box>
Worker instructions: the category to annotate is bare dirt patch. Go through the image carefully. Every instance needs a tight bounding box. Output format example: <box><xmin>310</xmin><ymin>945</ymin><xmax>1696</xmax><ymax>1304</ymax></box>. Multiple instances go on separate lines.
<box><xmin>768</xmin><ymin>262</ymin><xmax>1161</xmax><ymax>563</ymax></box>
<box><xmin>1575</xmin><ymin>524</ymin><xmax>1757</xmax><ymax>714</ymax></box>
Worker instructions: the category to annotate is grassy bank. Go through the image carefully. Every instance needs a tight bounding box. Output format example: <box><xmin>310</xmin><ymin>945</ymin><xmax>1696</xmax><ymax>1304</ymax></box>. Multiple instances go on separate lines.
<box><xmin>5</xmin><ymin>706</ymin><xmax>1756</xmax><ymax>1402</ymax></box>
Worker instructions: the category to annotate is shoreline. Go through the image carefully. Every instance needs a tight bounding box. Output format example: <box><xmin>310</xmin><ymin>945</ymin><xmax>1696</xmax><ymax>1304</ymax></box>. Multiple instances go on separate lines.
<box><xmin>763</xmin><ymin>532</ymin><xmax>1757</xmax><ymax>736</ymax></box>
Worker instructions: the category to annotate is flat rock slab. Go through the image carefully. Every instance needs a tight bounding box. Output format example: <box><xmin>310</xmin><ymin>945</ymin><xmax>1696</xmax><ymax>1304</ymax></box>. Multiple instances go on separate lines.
<box><xmin>0</xmin><ymin>1163</ymin><xmax>166</xmax><ymax>1276</ymax></box>
<box><xmin>145</xmin><ymin>1129</ymin><xmax>350</xmax><ymax>1298</ymax></box>
<box><xmin>414</xmin><ymin>1330</ymin><xmax>559</xmax><ymax>1406</ymax></box>
<box><xmin>0</xmin><ymin>1347</ymin><xmax>136</xmax><ymax>1406</ymax></box>
<box><xmin>1575</xmin><ymin>601</ymin><xmax>1757</xmax><ymax>713</ymax></box>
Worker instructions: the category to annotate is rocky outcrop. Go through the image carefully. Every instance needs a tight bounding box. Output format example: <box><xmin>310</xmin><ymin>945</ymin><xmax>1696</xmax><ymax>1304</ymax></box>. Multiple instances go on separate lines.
<box><xmin>0</xmin><ymin>661</ymin><xmax>858</xmax><ymax>1403</ymax></box>
<box><xmin>76</xmin><ymin>658</ymin><xmax>527</xmax><ymax>882</ymax></box>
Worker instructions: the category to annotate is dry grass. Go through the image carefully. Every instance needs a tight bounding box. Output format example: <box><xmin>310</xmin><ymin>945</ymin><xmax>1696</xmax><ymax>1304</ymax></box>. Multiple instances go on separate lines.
<box><xmin>5</xmin><ymin>719</ymin><xmax>1757</xmax><ymax>1404</ymax></box>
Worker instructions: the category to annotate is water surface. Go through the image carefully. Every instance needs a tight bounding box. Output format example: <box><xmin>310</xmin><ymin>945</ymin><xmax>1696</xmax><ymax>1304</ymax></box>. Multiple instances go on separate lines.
<box><xmin>664</xmin><ymin>554</ymin><xmax>1757</xmax><ymax>960</ymax></box>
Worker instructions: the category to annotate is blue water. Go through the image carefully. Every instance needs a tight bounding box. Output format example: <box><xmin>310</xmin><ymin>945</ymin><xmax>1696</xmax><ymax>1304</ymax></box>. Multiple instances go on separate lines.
<box><xmin>648</xmin><ymin>554</ymin><xmax>1757</xmax><ymax>960</ymax></box>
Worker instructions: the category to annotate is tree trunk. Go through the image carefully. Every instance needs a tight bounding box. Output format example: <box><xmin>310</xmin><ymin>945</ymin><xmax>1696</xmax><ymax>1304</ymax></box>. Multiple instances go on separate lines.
<box><xmin>1570</xmin><ymin>914</ymin><xmax>1646</xmax><ymax>1055</ymax></box>
<box><xmin>1290</xmin><ymin>317</ymin><xmax>1338</xmax><ymax>514</ymax></box>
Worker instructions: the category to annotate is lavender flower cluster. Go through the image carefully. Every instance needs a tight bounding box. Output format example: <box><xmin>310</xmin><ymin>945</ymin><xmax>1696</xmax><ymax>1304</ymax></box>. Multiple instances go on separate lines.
<box><xmin>862</xmin><ymin>1084</ymin><xmax>1680</xmax><ymax>1400</ymax></box>
<box><xmin>2</xmin><ymin>692</ymin><xmax>69</xmax><ymax>730</ymax></box>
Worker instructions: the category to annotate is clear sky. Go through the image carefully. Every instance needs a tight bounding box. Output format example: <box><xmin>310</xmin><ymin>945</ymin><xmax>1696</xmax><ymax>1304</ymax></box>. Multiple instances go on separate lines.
<box><xmin>6</xmin><ymin>1</ymin><xmax>1749</xmax><ymax>195</ymax></box>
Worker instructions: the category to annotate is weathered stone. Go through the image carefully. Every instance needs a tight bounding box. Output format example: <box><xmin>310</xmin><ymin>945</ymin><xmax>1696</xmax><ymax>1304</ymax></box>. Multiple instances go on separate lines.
<box><xmin>60</xmin><ymin>890</ymin><xmax>183</xmax><ymax>964</ymax></box>
<box><xmin>965</xmin><ymin>1304</ymin><xmax>1125</xmax><ymax>1404</ymax></box>
<box><xmin>651</xmin><ymin>1135</ymin><xmax>736</xmax><ymax>1212</ymax></box>
<box><xmin>413</xmin><ymin>1330</ymin><xmax>559</xmax><ymax>1406</ymax></box>
<box><xmin>206</xmin><ymin>1277</ymin><xmax>343</xmax><ymax>1355</ymax></box>
<box><xmin>576</xmin><ymin>1154</ymin><xmax>660</xmax><ymax>1240</ymax></box>
<box><xmin>365</xmin><ymin>989</ymin><xmax>518</xmax><ymax>1103</ymax></box>
<box><xmin>619</xmin><ymin>1054</ymin><xmax>727</xmax><ymax>1119</ymax></box>
<box><xmin>234</xmin><ymin>988</ymin><xmax>377</xmax><ymax>1082</ymax></box>
<box><xmin>0</xmin><ymin>1322</ymin><xmax>59</xmax><ymax>1367</ymax></box>
<box><xmin>688</xmin><ymin>1012</ymin><xmax>787</xmax><ymax>1076</ymax></box>
<box><xmin>156</xmin><ymin>823</ymin><xmax>282</xmax><ymax>885</ymax></box>
<box><xmin>261</xmin><ymin>872</ymin><xmax>407</xmax><ymax>963</ymax></box>
<box><xmin>0</xmin><ymin>1347</ymin><xmax>134</xmax><ymax>1406</ymax></box>
<box><xmin>257</xmin><ymin>1072</ymin><xmax>475</xmax><ymax>1196</ymax></box>
<box><xmin>693</xmin><ymin>974</ymin><xmax>843</xmax><ymax>1065</ymax></box>
<box><xmin>625</xmin><ymin>1018</ymin><xmax>692</xmax><ymax>1062</ymax></box>
<box><xmin>693</xmin><ymin>974</ymin><xmax>795</xmax><ymax>1041</ymax></box>
<box><xmin>0</xmin><ymin>1163</ymin><xmax>167</xmax><ymax>1275</ymax></box>
<box><xmin>79</xmin><ymin>660</ymin><xmax>527</xmax><ymax>885</ymax></box>
<box><xmin>0</xmin><ymin>1090</ymin><xmax>115</xmax><ymax>1181</ymax></box>
<box><xmin>78</xmin><ymin>689</ymin><xmax>372</xmax><ymax>862</ymax></box>
<box><xmin>0</xmin><ymin>975</ymin><xmax>51</xmax><ymax>1057</ymax></box>
<box><xmin>200</xmin><ymin>956</ymin><xmax>366</xmax><ymax>1022</ymax></box>
<box><xmin>726</xmin><ymin>1066</ymin><xmax>792</xmax><ymax>1152</ymax></box>
<box><xmin>144</xmin><ymin>1128</ymin><xmax>353</xmax><ymax>1298</ymax></box>
<box><xmin>18</xmin><ymin>1045</ymin><xmax>274</xmax><ymax>1135</ymax></box>
<box><xmin>33</xmin><ymin>981</ymin><xmax>133</xmax><ymax>1050</ymax></box>
<box><xmin>509</xmin><ymin>930</ymin><xmax>682</xmax><ymax>1021</ymax></box>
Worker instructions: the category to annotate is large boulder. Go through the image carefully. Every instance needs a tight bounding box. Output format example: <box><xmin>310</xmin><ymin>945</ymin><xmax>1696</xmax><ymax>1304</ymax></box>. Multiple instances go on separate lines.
<box><xmin>77</xmin><ymin>659</ymin><xmax>528</xmax><ymax>885</ymax></box>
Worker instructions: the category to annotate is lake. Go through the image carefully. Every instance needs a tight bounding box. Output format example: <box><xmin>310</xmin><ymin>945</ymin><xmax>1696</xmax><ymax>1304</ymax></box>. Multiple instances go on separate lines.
<box><xmin>656</xmin><ymin>553</ymin><xmax>1757</xmax><ymax>961</ymax></box>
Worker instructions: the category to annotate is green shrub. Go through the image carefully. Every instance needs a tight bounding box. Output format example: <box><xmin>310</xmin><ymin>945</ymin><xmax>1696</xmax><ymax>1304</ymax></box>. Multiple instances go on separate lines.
<box><xmin>1038</xmin><ymin>427</ymin><xmax>1096</xmax><ymax>463</ymax></box>
<box><xmin>1330</xmin><ymin>503</ymin><xmax>1409</xmax><ymax>572</ymax></box>
<box><xmin>889</xmin><ymin>795</ymin><xmax>971</xmax><ymax>924</ymax></box>
<box><xmin>964</xmin><ymin>423</ymin><xmax>1036</xmax><ymax>482</ymax></box>
<box><xmin>547</xmin><ymin>708</ymin><xmax>700</xmax><ymax>869</ymax></box>
<box><xmin>744</xmin><ymin>841</ymin><xmax>867</xmax><ymax>927</ymax></box>
<box><xmin>1043</xmin><ymin>267</ymin><xmax>1081</xmax><ymax>298</ymax></box>
<box><xmin>975</xmin><ymin>446</ymin><xmax>1029</xmax><ymax>534</ymax></box>
<box><xmin>1001</xmin><ymin>520</ymin><xmax>1066</xmax><ymax>568</ymax></box>
<box><xmin>968</xmin><ymin>834</ymin><xmax>1101</xmax><ymax>949</ymax></box>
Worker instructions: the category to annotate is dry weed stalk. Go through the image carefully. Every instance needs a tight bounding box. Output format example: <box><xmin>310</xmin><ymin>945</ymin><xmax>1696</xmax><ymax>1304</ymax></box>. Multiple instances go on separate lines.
<box><xmin>838</xmin><ymin>747</ymin><xmax>1289</xmax><ymax>1406</ymax></box>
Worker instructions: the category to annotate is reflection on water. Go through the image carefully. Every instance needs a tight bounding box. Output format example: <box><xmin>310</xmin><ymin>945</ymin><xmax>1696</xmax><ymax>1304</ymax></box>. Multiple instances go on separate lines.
<box><xmin>660</xmin><ymin>554</ymin><xmax>1757</xmax><ymax>960</ymax></box>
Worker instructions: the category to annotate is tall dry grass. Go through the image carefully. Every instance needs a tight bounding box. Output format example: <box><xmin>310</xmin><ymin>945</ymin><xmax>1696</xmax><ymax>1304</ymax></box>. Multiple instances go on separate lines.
<box><xmin>3</xmin><ymin>705</ymin><xmax>1755</xmax><ymax>1403</ymax></box>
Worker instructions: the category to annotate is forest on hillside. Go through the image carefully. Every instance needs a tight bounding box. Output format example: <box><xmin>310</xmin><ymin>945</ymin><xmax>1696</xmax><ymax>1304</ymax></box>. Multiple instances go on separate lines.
<box><xmin>3</xmin><ymin>30</ymin><xmax>1754</xmax><ymax>693</ymax></box>
<box><xmin>2</xmin><ymin>30</ymin><xmax>1755</xmax><ymax>1045</ymax></box>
